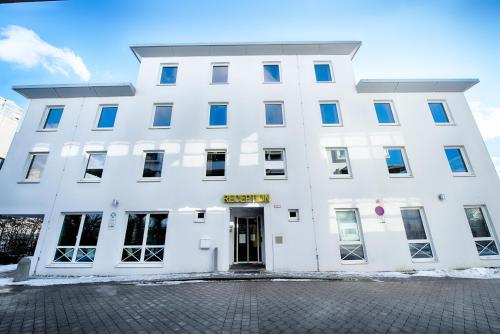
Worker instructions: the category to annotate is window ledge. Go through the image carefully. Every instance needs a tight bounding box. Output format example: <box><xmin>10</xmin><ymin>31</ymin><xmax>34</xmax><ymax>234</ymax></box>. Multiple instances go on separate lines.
<box><xmin>341</xmin><ymin>260</ymin><xmax>368</xmax><ymax>265</ymax></box>
<box><xmin>316</xmin><ymin>81</ymin><xmax>335</xmax><ymax>83</ymax></box>
<box><xmin>210</xmin><ymin>82</ymin><xmax>229</xmax><ymax>85</ymax></box>
<box><xmin>435</xmin><ymin>123</ymin><xmax>455</xmax><ymax>126</ymax></box>
<box><xmin>202</xmin><ymin>177</ymin><xmax>227</xmax><ymax>181</ymax></box>
<box><xmin>264</xmin><ymin>124</ymin><xmax>286</xmax><ymax>128</ymax></box>
<box><xmin>77</xmin><ymin>179</ymin><xmax>101</xmax><ymax>184</ymax></box>
<box><xmin>149</xmin><ymin>126</ymin><xmax>171</xmax><ymax>130</ymax></box>
<box><xmin>264</xmin><ymin>176</ymin><xmax>288</xmax><ymax>180</ymax></box>
<box><xmin>36</xmin><ymin>129</ymin><xmax>58</xmax><ymax>132</ymax></box>
<box><xmin>411</xmin><ymin>258</ymin><xmax>436</xmax><ymax>263</ymax></box>
<box><xmin>262</xmin><ymin>81</ymin><xmax>282</xmax><ymax>84</ymax></box>
<box><xmin>389</xmin><ymin>174</ymin><xmax>413</xmax><ymax>178</ymax></box>
<box><xmin>18</xmin><ymin>180</ymin><xmax>40</xmax><ymax>184</ymax></box>
<box><xmin>206</xmin><ymin>126</ymin><xmax>228</xmax><ymax>129</ymax></box>
<box><xmin>157</xmin><ymin>83</ymin><xmax>176</xmax><ymax>86</ymax></box>
<box><xmin>91</xmin><ymin>128</ymin><xmax>114</xmax><ymax>131</ymax></box>
<box><xmin>115</xmin><ymin>263</ymin><xmax>164</xmax><ymax>268</ymax></box>
<box><xmin>479</xmin><ymin>256</ymin><xmax>500</xmax><ymax>260</ymax></box>
<box><xmin>322</xmin><ymin>124</ymin><xmax>343</xmax><ymax>127</ymax></box>
<box><xmin>452</xmin><ymin>173</ymin><xmax>475</xmax><ymax>177</ymax></box>
<box><xmin>46</xmin><ymin>263</ymin><xmax>93</xmax><ymax>268</ymax></box>
<box><xmin>329</xmin><ymin>175</ymin><xmax>352</xmax><ymax>179</ymax></box>
<box><xmin>138</xmin><ymin>178</ymin><xmax>162</xmax><ymax>183</ymax></box>
<box><xmin>378</xmin><ymin>123</ymin><xmax>400</xmax><ymax>126</ymax></box>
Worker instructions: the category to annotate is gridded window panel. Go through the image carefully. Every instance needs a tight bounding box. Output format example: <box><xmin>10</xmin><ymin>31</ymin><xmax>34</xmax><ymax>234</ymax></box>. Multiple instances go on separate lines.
<box><xmin>122</xmin><ymin>247</ymin><xmax>141</xmax><ymax>262</ymax></box>
<box><xmin>314</xmin><ymin>64</ymin><xmax>333</xmax><ymax>82</ymax></box>
<box><xmin>122</xmin><ymin>213</ymin><xmax>168</xmax><ymax>263</ymax></box>
<box><xmin>144</xmin><ymin>247</ymin><xmax>164</xmax><ymax>262</ymax></box>
<box><xmin>153</xmin><ymin>105</ymin><xmax>172</xmax><ymax>127</ymax></box>
<box><xmin>445</xmin><ymin>147</ymin><xmax>469</xmax><ymax>173</ymax></box>
<box><xmin>465</xmin><ymin>207</ymin><xmax>499</xmax><ymax>257</ymax></box>
<box><xmin>374</xmin><ymin>103</ymin><xmax>396</xmax><ymax>124</ymax></box>
<box><xmin>329</xmin><ymin>149</ymin><xmax>350</xmax><ymax>176</ymax></box>
<box><xmin>428</xmin><ymin>103</ymin><xmax>450</xmax><ymax>123</ymax></box>
<box><xmin>84</xmin><ymin>153</ymin><xmax>106</xmax><ymax>179</ymax></box>
<box><xmin>263</xmin><ymin>64</ymin><xmax>280</xmax><ymax>82</ymax></box>
<box><xmin>401</xmin><ymin>209</ymin><xmax>434</xmax><ymax>260</ymax></box>
<box><xmin>75</xmin><ymin>248</ymin><xmax>96</xmax><ymax>262</ymax></box>
<box><xmin>336</xmin><ymin>210</ymin><xmax>366</xmax><ymax>262</ymax></box>
<box><xmin>385</xmin><ymin>148</ymin><xmax>409</xmax><ymax>175</ymax></box>
<box><xmin>142</xmin><ymin>152</ymin><xmax>164</xmax><ymax>178</ymax></box>
<box><xmin>265</xmin><ymin>104</ymin><xmax>284</xmax><ymax>125</ymax></box>
<box><xmin>160</xmin><ymin>66</ymin><xmax>177</xmax><ymax>84</ymax></box>
<box><xmin>340</xmin><ymin>244</ymin><xmax>365</xmax><ymax>261</ymax></box>
<box><xmin>320</xmin><ymin>103</ymin><xmax>340</xmax><ymax>125</ymax></box>
<box><xmin>264</xmin><ymin>150</ymin><xmax>286</xmax><ymax>176</ymax></box>
<box><xmin>25</xmin><ymin>154</ymin><xmax>48</xmax><ymax>180</ymax></box>
<box><xmin>43</xmin><ymin>107</ymin><xmax>64</xmax><ymax>129</ymax></box>
<box><xmin>206</xmin><ymin>151</ymin><xmax>226</xmax><ymax>177</ymax></box>
<box><xmin>212</xmin><ymin>65</ymin><xmax>228</xmax><ymax>83</ymax></box>
<box><xmin>409</xmin><ymin>243</ymin><xmax>433</xmax><ymax>259</ymax></box>
<box><xmin>97</xmin><ymin>106</ymin><xmax>118</xmax><ymax>128</ymax></box>
<box><xmin>209</xmin><ymin>105</ymin><xmax>227</xmax><ymax>126</ymax></box>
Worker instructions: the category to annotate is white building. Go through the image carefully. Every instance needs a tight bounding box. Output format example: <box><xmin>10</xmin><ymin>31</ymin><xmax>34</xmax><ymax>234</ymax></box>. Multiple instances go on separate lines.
<box><xmin>1</xmin><ymin>42</ymin><xmax>499</xmax><ymax>276</ymax></box>
<box><xmin>0</xmin><ymin>97</ymin><xmax>23</xmax><ymax>169</ymax></box>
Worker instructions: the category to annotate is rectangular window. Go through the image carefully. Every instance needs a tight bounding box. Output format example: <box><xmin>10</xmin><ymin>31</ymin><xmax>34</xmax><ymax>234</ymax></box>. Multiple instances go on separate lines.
<box><xmin>265</xmin><ymin>103</ymin><xmax>284</xmax><ymax>126</ymax></box>
<box><xmin>152</xmin><ymin>105</ymin><xmax>172</xmax><ymax>128</ymax></box>
<box><xmin>445</xmin><ymin>146</ymin><xmax>472</xmax><ymax>175</ymax></box>
<box><xmin>320</xmin><ymin>103</ymin><xmax>341</xmax><ymax>126</ymax></box>
<box><xmin>205</xmin><ymin>151</ymin><xmax>226</xmax><ymax>178</ymax></box>
<box><xmin>142</xmin><ymin>152</ymin><xmax>164</xmax><ymax>178</ymax></box>
<box><xmin>212</xmin><ymin>64</ymin><xmax>228</xmax><ymax>84</ymax></box>
<box><xmin>327</xmin><ymin>148</ymin><xmax>351</xmax><ymax>177</ymax></box>
<box><xmin>288</xmin><ymin>209</ymin><xmax>299</xmax><ymax>222</ymax></box>
<box><xmin>374</xmin><ymin>102</ymin><xmax>397</xmax><ymax>124</ymax></box>
<box><xmin>263</xmin><ymin>64</ymin><xmax>280</xmax><ymax>83</ymax></box>
<box><xmin>336</xmin><ymin>209</ymin><xmax>366</xmax><ymax>262</ymax></box>
<box><xmin>159</xmin><ymin>65</ymin><xmax>177</xmax><ymax>84</ymax></box>
<box><xmin>96</xmin><ymin>106</ymin><xmax>118</xmax><ymax>129</ymax></box>
<box><xmin>122</xmin><ymin>213</ymin><xmax>168</xmax><ymax>262</ymax></box>
<box><xmin>401</xmin><ymin>208</ymin><xmax>434</xmax><ymax>261</ymax></box>
<box><xmin>384</xmin><ymin>147</ymin><xmax>411</xmax><ymax>176</ymax></box>
<box><xmin>428</xmin><ymin>102</ymin><xmax>451</xmax><ymax>124</ymax></box>
<box><xmin>25</xmin><ymin>153</ymin><xmax>48</xmax><ymax>180</ymax></box>
<box><xmin>465</xmin><ymin>206</ymin><xmax>499</xmax><ymax>258</ymax></box>
<box><xmin>42</xmin><ymin>107</ymin><xmax>64</xmax><ymax>129</ymax></box>
<box><xmin>314</xmin><ymin>63</ymin><xmax>333</xmax><ymax>82</ymax></box>
<box><xmin>195</xmin><ymin>210</ymin><xmax>205</xmax><ymax>223</ymax></box>
<box><xmin>209</xmin><ymin>104</ymin><xmax>228</xmax><ymax>127</ymax></box>
<box><xmin>84</xmin><ymin>152</ymin><xmax>106</xmax><ymax>179</ymax></box>
<box><xmin>53</xmin><ymin>213</ymin><xmax>102</xmax><ymax>263</ymax></box>
<box><xmin>0</xmin><ymin>157</ymin><xmax>4</xmax><ymax>170</ymax></box>
<box><xmin>264</xmin><ymin>149</ymin><xmax>286</xmax><ymax>177</ymax></box>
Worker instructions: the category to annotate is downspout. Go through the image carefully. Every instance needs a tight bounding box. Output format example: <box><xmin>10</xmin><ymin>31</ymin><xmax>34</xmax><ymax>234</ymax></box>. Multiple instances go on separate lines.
<box><xmin>295</xmin><ymin>55</ymin><xmax>320</xmax><ymax>272</ymax></box>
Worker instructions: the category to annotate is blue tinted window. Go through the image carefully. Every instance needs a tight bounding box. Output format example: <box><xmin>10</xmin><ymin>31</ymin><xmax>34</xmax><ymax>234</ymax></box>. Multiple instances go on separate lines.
<box><xmin>160</xmin><ymin>66</ymin><xmax>177</xmax><ymax>84</ymax></box>
<box><xmin>320</xmin><ymin>104</ymin><xmax>340</xmax><ymax>125</ymax></box>
<box><xmin>445</xmin><ymin>148</ymin><xmax>468</xmax><ymax>173</ymax></box>
<box><xmin>97</xmin><ymin>106</ymin><xmax>118</xmax><ymax>128</ymax></box>
<box><xmin>386</xmin><ymin>148</ymin><xmax>408</xmax><ymax>174</ymax></box>
<box><xmin>212</xmin><ymin>65</ymin><xmax>228</xmax><ymax>83</ymax></box>
<box><xmin>44</xmin><ymin>108</ymin><xmax>64</xmax><ymax>129</ymax></box>
<box><xmin>263</xmin><ymin>65</ymin><xmax>280</xmax><ymax>82</ymax></box>
<box><xmin>315</xmin><ymin>64</ymin><xmax>332</xmax><ymax>82</ymax></box>
<box><xmin>375</xmin><ymin>103</ymin><xmax>396</xmax><ymax>124</ymax></box>
<box><xmin>265</xmin><ymin>104</ymin><xmax>284</xmax><ymax>125</ymax></box>
<box><xmin>209</xmin><ymin>105</ymin><xmax>227</xmax><ymax>126</ymax></box>
<box><xmin>429</xmin><ymin>103</ymin><xmax>450</xmax><ymax>123</ymax></box>
<box><xmin>153</xmin><ymin>105</ymin><xmax>172</xmax><ymax>127</ymax></box>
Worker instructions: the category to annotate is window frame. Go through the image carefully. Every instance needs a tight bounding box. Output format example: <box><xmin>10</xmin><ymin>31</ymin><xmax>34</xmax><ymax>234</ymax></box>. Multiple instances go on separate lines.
<box><xmin>203</xmin><ymin>149</ymin><xmax>227</xmax><ymax>181</ymax></box>
<box><xmin>428</xmin><ymin>100</ymin><xmax>454</xmax><ymax>125</ymax></box>
<box><xmin>79</xmin><ymin>151</ymin><xmax>107</xmax><ymax>183</ymax></box>
<box><xmin>400</xmin><ymin>207</ymin><xmax>436</xmax><ymax>263</ymax></box>
<box><xmin>464</xmin><ymin>205</ymin><xmax>499</xmax><ymax>259</ymax></box>
<box><xmin>263</xmin><ymin>148</ymin><xmax>287</xmax><ymax>179</ymax></box>
<box><xmin>262</xmin><ymin>62</ymin><xmax>282</xmax><ymax>84</ymax></box>
<box><xmin>444</xmin><ymin>146</ymin><xmax>474</xmax><ymax>177</ymax></box>
<box><xmin>383</xmin><ymin>146</ymin><xmax>412</xmax><ymax>178</ymax></box>
<box><xmin>335</xmin><ymin>209</ymin><xmax>367</xmax><ymax>264</ymax></box>
<box><xmin>264</xmin><ymin>101</ymin><xmax>286</xmax><ymax>127</ymax></box>
<box><xmin>38</xmin><ymin>105</ymin><xmax>64</xmax><ymax>131</ymax></box>
<box><xmin>138</xmin><ymin>150</ymin><xmax>165</xmax><ymax>182</ymax></box>
<box><xmin>158</xmin><ymin>63</ymin><xmax>178</xmax><ymax>86</ymax></box>
<box><xmin>210</xmin><ymin>62</ymin><xmax>229</xmax><ymax>85</ymax></box>
<box><xmin>314</xmin><ymin>61</ymin><xmax>335</xmax><ymax>83</ymax></box>
<box><xmin>150</xmin><ymin>103</ymin><xmax>173</xmax><ymax>129</ymax></box>
<box><xmin>374</xmin><ymin>100</ymin><xmax>399</xmax><ymax>126</ymax></box>
<box><xmin>326</xmin><ymin>147</ymin><xmax>352</xmax><ymax>179</ymax></box>
<box><xmin>207</xmin><ymin>102</ymin><xmax>229</xmax><ymax>128</ymax></box>
<box><xmin>21</xmin><ymin>152</ymin><xmax>49</xmax><ymax>183</ymax></box>
<box><xmin>93</xmin><ymin>104</ymin><xmax>118</xmax><ymax>130</ymax></box>
<box><xmin>288</xmin><ymin>209</ymin><xmax>299</xmax><ymax>222</ymax></box>
<box><xmin>319</xmin><ymin>101</ymin><xmax>342</xmax><ymax>127</ymax></box>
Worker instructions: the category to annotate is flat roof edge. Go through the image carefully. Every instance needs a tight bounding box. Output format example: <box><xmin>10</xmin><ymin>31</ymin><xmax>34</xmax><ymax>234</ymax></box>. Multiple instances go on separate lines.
<box><xmin>13</xmin><ymin>83</ymin><xmax>136</xmax><ymax>99</ymax></box>
<box><xmin>356</xmin><ymin>79</ymin><xmax>479</xmax><ymax>93</ymax></box>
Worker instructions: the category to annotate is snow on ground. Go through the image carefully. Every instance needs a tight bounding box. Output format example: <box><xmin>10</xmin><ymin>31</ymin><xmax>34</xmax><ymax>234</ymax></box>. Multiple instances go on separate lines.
<box><xmin>0</xmin><ymin>264</ymin><xmax>17</xmax><ymax>273</ymax></box>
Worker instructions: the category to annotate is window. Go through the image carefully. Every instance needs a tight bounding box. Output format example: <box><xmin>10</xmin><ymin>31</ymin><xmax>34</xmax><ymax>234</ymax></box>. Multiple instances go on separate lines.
<box><xmin>428</xmin><ymin>102</ymin><xmax>452</xmax><ymax>124</ymax></box>
<box><xmin>142</xmin><ymin>152</ymin><xmax>164</xmax><ymax>178</ymax></box>
<box><xmin>263</xmin><ymin>64</ymin><xmax>280</xmax><ymax>83</ymax></box>
<box><xmin>320</xmin><ymin>103</ymin><xmax>341</xmax><ymax>126</ymax></box>
<box><xmin>314</xmin><ymin>63</ymin><xmax>333</xmax><ymax>82</ymax></box>
<box><xmin>445</xmin><ymin>146</ymin><xmax>472</xmax><ymax>175</ymax></box>
<box><xmin>25</xmin><ymin>153</ymin><xmax>48</xmax><ymax>181</ymax></box>
<box><xmin>0</xmin><ymin>157</ymin><xmax>4</xmax><ymax>170</ymax></box>
<box><xmin>152</xmin><ymin>105</ymin><xmax>172</xmax><ymax>128</ymax></box>
<box><xmin>122</xmin><ymin>213</ymin><xmax>168</xmax><ymax>262</ymax></box>
<box><xmin>42</xmin><ymin>107</ymin><xmax>64</xmax><ymax>130</ymax></box>
<box><xmin>209</xmin><ymin>104</ymin><xmax>228</xmax><ymax>127</ymax></box>
<box><xmin>401</xmin><ymin>208</ymin><xmax>434</xmax><ymax>261</ymax></box>
<box><xmin>265</xmin><ymin>103</ymin><xmax>284</xmax><ymax>126</ymax></box>
<box><xmin>327</xmin><ymin>148</ymin><xmax>351</xmax><ymax>177</ymax></box>
<box><xmin>374</xmin><ymin>102</ymin><xmax>397</xmax><ymax>124</ymax></box>
<box><xmin>288</xmin><ymin>209</ymin><xmax>299</xmax><ymax>222</ymax></box>
<box><xmin>53</xmin><ymin>213</ymin><xmax>102</xmax><ymax>263</ymax></box>
<box><xmin>205</xmin><ymin>151</ymin><xmax>226</xmax><ymax>178</ymax></box>
<box><xmin>336</xmin><ymin>209</ymin><xmax>366</xmax><ymax>262</ymax></box>
<box><xmin>159</xmin><ymin>65</ymin><xmax>177</xmax><ymax>84</ymax></box>
<box><xmin>212</xmin><ymin>64</ymin><xmax>228</xmax><ymax>84</ymax></box>
<box><xmin>264</xmin><ymin>149</ymin><xmax>286</xmax><ymax>178</ymax></box>
<box><xmin>195</xmin><ymin>210</ymin><xmax>205</xmax><ymax>223</ymax></box>
<box><xmin>464</xmin><ymin>206</ymin><xmax>499</xmax><ymax>258</ymax></box>
<box><xmin>96</xmin><ymin>106</ymin><xmax>118</xmax><ymax>129</ymax></box>
<box><xmin>84</xmin><ymin>153</ymin><xmax>106</xmax><ymax>179</ymax></box>
<box><xmin>384</xmin><ymin>147</ymin><xmax>411</xmax><ymax>176</ymax></box>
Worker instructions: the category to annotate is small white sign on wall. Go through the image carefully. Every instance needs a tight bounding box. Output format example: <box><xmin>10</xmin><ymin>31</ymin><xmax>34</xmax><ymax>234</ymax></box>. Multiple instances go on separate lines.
<box><xmin>108</xmin><ymin>212</ymin><xmax>117</xmax><ymax>229</ymax></box>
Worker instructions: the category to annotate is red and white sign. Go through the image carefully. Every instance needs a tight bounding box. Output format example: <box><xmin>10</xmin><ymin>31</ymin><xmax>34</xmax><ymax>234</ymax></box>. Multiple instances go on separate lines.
<box><xmin>374</xmin><ymin>206</ymin><xmax>385</xmax><ymax>216</ymax></box>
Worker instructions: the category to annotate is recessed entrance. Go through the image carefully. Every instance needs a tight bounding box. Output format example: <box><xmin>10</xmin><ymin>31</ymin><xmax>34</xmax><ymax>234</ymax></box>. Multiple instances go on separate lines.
<box><xmin>230</xmin><ymin>207</ymin><xmax>264</xmax><ymax>265</ymax></box>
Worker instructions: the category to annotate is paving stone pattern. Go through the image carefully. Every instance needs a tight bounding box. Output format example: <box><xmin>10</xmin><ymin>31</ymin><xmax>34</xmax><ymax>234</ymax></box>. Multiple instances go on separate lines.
<box><xmin>1</xmin><ymin>278</ymin><xmax>500</xmax><ymax>333</ymax></box>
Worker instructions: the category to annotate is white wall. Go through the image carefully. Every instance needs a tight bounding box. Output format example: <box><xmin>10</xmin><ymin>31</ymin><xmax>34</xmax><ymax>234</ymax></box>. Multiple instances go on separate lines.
<box><xmin>0</xmin><ymin>98</ymin><xmax>22</xmax><ymax>159</ymax></box>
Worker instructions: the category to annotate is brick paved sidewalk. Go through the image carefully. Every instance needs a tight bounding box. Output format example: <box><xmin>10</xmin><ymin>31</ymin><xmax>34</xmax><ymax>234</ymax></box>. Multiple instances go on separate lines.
<box><xmin>1</xmin><ymin>278</ymin><xmax>500</xmax><ymax>333</ymax></box>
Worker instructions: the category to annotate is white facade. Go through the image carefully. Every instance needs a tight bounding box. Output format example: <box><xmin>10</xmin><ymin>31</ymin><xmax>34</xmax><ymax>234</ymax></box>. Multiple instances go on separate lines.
<box><xmin>0</xmin><ymin>97</ymin><xmax>23</xmax><ymax>163</ymax></box>
<box><xmin>1</xmin><ymin>42</ymin><xmax>499</xmax><ymax>276</ymax></box>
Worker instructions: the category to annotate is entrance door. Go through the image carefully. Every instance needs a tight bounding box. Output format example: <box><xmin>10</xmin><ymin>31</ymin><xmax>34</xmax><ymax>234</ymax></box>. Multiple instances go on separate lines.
<box><xmin>235</xmin><ymin>217</ymin><xmax>261</xmax><ymax>263</ymax></box>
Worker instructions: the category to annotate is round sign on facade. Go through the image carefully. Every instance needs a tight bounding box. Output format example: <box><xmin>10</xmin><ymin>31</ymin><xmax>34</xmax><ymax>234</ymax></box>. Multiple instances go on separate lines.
<box><xmin>375</xmin><ymin>206</ymin><xmax>385</xmax><ymax>216</ymax></box>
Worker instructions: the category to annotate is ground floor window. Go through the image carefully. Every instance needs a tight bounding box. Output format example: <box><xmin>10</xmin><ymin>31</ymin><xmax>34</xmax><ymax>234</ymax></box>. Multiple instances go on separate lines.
<box><xmin>54</xmin><ymin>213</ymin><xmax>102</xmax><ymax>263</ymax></box>
<box><xmin>464</xmin><ymin>206</ymin><xmax>499</xmax><ymax>258</ymax></box>
<box><xmin>400</xmin><ymin>208</ymin><xmax>434</xmax><ymax>260</ymax></box>
<box><xmin>122</xmin><ymin>213</ymin><xmax>168</xmax><ymax>262</ymax></box>
<box><xmin>336</xmin><ymin>209</ymin><xmax>366</xmax><ymax>262</ymax></box>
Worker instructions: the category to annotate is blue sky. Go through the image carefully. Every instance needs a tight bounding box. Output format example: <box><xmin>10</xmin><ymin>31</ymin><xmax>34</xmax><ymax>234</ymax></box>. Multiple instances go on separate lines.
<box><xmin>0</xmin><ymin>0</ymin><xmax>499</xmax><ymax>174</ymax></box>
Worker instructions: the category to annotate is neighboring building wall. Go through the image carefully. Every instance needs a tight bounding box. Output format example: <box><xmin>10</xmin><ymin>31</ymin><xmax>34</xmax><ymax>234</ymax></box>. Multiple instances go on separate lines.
<box><xmin>0</xmin><ymin>97</ymin><xmax>23</xmax><ymax>160</ymax></box>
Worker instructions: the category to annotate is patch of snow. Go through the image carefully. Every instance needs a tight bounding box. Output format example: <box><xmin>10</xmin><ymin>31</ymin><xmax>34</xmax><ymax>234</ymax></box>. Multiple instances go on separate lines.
<box><xmin>0</xmin><ymin>264</ymin><xmax>17</xmax><ymax>273</ymax></box>
<box><xmin>414</xmin><ymin>267</ymin><xmax>500</xmax><ymax>279</ymax></box>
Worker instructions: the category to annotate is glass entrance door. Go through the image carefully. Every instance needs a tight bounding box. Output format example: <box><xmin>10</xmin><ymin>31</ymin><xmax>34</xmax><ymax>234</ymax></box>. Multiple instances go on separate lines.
<box><xmin>235</xmin><ymin>217</ymin><xmax>261</xmax><ymax>263</ymax></box>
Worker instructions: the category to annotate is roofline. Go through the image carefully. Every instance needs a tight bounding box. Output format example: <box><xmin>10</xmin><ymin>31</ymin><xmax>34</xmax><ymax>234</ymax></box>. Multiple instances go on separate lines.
<box><xmin>13</xmin><ymin>83</ymin><xmax>136</xmax><ymax>99</ymax></box>
<box><xmin>130</xmin><ymin>41</ymin><xmax>362</xmax><ymax>62</ymax></box>
<box><xmin>356</xmin><ymin>79</ymin><xmax>479</xmax><ymax>93</ymax></box>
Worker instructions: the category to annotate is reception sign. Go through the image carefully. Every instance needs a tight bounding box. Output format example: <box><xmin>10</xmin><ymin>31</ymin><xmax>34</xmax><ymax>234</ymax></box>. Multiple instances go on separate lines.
<box><xmin>223</xmin><ymin>194</ymin><xmax>270</xmax><ymax>203</ymax></box>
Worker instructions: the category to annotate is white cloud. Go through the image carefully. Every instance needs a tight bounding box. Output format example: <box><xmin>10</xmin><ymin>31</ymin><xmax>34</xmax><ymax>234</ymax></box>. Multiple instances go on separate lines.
<box><xmin>470</xmin><ymin>101</ymin><xmax>500</xmax><ymax>141</ymax></box>
<box><xmin>0</xmin><ymin>25</ymin><xmax>90</xmax><ymax>81</ymax></box>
